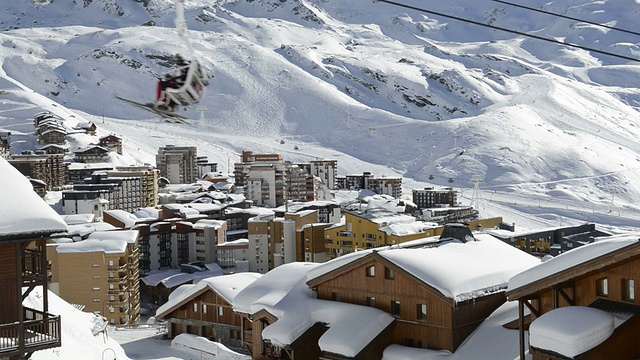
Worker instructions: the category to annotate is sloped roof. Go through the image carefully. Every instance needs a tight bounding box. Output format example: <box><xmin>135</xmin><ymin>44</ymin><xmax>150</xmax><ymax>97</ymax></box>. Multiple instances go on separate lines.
<box><xmin>155</xmin><ymin>273</ymin><xmax>262</xmax><ymax>320</ymax></box>
<box><xmin>507</xmin><ymin>234</ymin><xmax>640</xmax><ymax>299</ymax></box>
<box><xmin>0</xmin><ymin>157</ymin><xmax>67</xmax><ymax>240</ymax></box>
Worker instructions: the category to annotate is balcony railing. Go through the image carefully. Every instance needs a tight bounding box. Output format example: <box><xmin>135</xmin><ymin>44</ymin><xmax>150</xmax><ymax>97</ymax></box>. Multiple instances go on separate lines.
<box><xmin>0</xmin><ymin>307</ymin><xmax>61</xmax><ymax>356</ymax></box>
<box><xmin>108</xmin><ymin>263</ymin><xmax>127</xmax><ymax>272</ymax></box>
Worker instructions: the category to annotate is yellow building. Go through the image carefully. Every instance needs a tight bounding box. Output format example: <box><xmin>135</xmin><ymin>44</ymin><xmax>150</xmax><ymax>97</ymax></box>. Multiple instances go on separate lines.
<box><xmin>325</xmin><ymin>211</ymin><xmax>443</xmax><ymax>257</ymax></box>
<box><xmin>50</xmin><ymin>230</ymin><xmax>140</xmax><ymax>325</ymax></box>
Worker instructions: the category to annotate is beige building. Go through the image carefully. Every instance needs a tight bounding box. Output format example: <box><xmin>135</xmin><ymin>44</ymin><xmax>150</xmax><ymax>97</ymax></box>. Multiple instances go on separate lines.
<box><xmin>156</xmin><ymin>145</ymin><xmax>198</xmax><ymax>184</ymax></box>
<box><xmin>109</xmin><ymin>165</ymin><xmax>159</xmax><ymax>208</ymax></box>
<box><xmin>50</xmin><ymin>230</ymin><xmax>140</xmax><ymax>325</ymax></box>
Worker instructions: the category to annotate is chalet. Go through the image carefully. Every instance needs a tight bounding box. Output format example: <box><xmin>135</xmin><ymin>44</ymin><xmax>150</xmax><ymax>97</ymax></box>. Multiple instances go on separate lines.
<box><xmin>73</xmin><ymin>145</ymin><xmax>110</xmax><ymax>163</ymax></box>
<box><xmin>233</xmin><ymin>262</ymin><xmax>396</xmax><ymax>360</ymax></box>
<box><xmin>99</xmin><ymin>134</ymin><xmax>122</xmax><ymax>155</ymax></box>
<box><xmin>0</xmin><ymin>157</ymin><xmax>67</xmax><ymax>358</ymax></box>
<box><xmin>506</xmin><ymin>235</ymin><xmax>640</xmax><ymax>360</ymax></box>
<box><xmin>33</xmin><ymin>111</ymin><xmax>61</xmax><ymax>127</ymax></box>
<box><xmin>74</xmin><ymin>121</ymin><xmax>97</xmax><ymax>136</ymax></box>
<box><xmin>306</xmin><ymin>227</ymin><xmax>541</xmax><ymax>355</ymax></box>
<box><xmin>37</xmin><ymin>143</ymin><xmax>68</xmax><ymax>155</ymax></box>
<box><xmin>39</xmin><ymin>128</ymin><xmax>67</xmax><ymax>145</ymax></box>
<box><xmin>140</xmin><ymin>264</ymin><xmax>223</xmax><ymax>307</ymax></box>
<box><xmin>154</xmin><ymin>273</ymin><xmax>261</xmax><ymax>352</ymax></box>
<box><xmin>29</xmin><ymin>177</ymin><xmax>47</xmax><ymax>197</ymax></box>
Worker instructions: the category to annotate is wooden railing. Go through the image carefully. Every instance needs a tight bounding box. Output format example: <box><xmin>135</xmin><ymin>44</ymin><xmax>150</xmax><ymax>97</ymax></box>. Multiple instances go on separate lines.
<box><xmin>0</xmin><ymin>308</ymin><xmax>61</xmax><ymax>356</ymax></box>
<box><xmin>22</xmin><ymin>248</ymin><xmax>45</xmax><ymax>279</ymax></box>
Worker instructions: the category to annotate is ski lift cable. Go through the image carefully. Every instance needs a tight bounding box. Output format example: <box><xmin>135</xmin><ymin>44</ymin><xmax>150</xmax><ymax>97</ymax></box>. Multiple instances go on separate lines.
<box><xmin>491</xmin><ymin>0</ymin><xmax>640</xmax><ymax>38</ymax></box>
<box><xmin>375</xmin><ymin>0</ymin><xmax>640</xmax><ymax>64</ymax></box>
<box><xmin>174</xmin><ymin>0</ymin><xmax>195</xmax><ymax>61</ymax></box>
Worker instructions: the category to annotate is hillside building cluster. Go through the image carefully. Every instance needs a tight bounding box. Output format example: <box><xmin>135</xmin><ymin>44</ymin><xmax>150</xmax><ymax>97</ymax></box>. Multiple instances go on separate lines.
<box><xmin>1</xmin><ymin>110</ymin><xmax>637</xmax><ymax>359</ymax></box>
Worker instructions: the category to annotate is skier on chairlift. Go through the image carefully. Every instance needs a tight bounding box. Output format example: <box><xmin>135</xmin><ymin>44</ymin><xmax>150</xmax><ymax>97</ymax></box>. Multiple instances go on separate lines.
<box><xmin>155</xmin><ymin>54</ymin><xmax>191</xmax><ymax>111</ymax></box>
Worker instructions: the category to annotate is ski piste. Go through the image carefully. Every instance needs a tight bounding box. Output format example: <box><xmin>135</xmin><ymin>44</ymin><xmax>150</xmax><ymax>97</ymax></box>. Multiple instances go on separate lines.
<box><xmin>116</xmin><ymin>96</ymin><xmax>189</xmax><ymax>123</ymax></box>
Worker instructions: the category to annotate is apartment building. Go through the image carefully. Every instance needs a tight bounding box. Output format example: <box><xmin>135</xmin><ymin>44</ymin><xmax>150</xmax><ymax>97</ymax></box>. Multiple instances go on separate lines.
<box><xmin>9</xmin><ymin>151</ymin><xmax>67</xmax><ymax>190</ymax></box>
<box><xmin>156</xmin><ymin>145</ymin><xmax>199</xmax><ymax>184</ymax></box>
<box><xmin>0</xmin><ymin>131</ymin><xmax>10</xmax><ymax>158</ymax></box>
<box><xmin>233</xmin><ymin>150</ymin><xmax>284</xmax><ymax>187</ymax></box>
<box><xmin>337</xmin><ymin>172</ymin><xmax>403</xmax><ymax>199</ymax></box>
<box><xmin>297</xmin><ymin>158</ymin><xmax>338</xmax><ymax>189</ymax></box>
<box><xmin>50</xmin><ymin>230</ymin><xmax>141</xmax><ymax>326</ymax></box>
<box><xmin>109</xmin><ymin>165</ymin><xmax>159</xmax><ymax>208</ymax></box>
<box><xmin>412</xmin><ymin>187</ymin><xmax>457</xmax><ymax>208</ymax></box>
<box><xmin>197</xmin><ymin>155</ymin><xmax>217</xmax><ymax>179</ymax></box>
<box><xmin>63</xmin><ymin>173</ymin><xmax>143</xmax><ymax>213</ymax></box>
<box><xmin>325</xmin><ymin>211</ymin><xmax>442</xmax><ymax>257</ymax></box>
<box><xmin>247</xmin><ymin>210</ymin><xmax>319</xmax><ymax>274</ymax></box>
<box><xmin>245</xmin><ymin>163</ymin><xmax>286</xmax><ymax>207</ymax></box>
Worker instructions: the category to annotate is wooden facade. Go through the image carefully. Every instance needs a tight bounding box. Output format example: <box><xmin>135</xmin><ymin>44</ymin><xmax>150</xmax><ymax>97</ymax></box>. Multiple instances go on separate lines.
<box><xmin>308</xmin><ymin>252</ymin><xmax>505</xmax><ymax>354</ymax></box>
<box><xmin>507</xmin><ymin>241</ymin><xmax>640</xmax><ymax>360</ymax></box>
<box><xmin>0</xmin><ymin>239</ymin><xmax>62</xmax><ymax>359</ymax></box>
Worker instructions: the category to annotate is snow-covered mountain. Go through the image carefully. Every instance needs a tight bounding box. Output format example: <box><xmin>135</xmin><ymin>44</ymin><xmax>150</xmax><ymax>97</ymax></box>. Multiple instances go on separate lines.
<box><xmin>1</xmin><ymin>0</ymin><xmax>640</xmax><ymax>230</ymax></box>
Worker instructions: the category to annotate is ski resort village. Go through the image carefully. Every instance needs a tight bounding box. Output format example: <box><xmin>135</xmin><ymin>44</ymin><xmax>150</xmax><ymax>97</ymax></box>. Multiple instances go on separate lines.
<box><xmin>2</xmin><ymin>0</ymin><xmax>640</xmax><ymax>359</ymax></box>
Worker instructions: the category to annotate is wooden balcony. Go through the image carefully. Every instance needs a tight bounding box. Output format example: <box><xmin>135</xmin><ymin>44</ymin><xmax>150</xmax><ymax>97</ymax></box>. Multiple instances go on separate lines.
<box><xmin>0</xmin><ymin>307</ymin><xmax>61</xmax><ymax>357</ymax></box>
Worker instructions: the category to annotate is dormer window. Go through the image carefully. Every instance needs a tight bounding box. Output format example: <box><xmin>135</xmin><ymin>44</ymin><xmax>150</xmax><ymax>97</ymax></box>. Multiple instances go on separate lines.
<box><xmin>366</xmin><ymin>265</ymin><xmax>375</xmax><ymax>278</ymax></box>
<box><xmin>596</xmin><ymin>278</ymin><xmax>608</xmax><ymax>297</ymax></box>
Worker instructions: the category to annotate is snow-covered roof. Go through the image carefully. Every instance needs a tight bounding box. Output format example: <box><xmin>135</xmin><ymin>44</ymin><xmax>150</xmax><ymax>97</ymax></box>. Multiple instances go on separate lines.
<box><xmin>60</xmin><ymin>214</ymin><xmax>95</xmax><ymax>225</ymax></box>
<box><xmin>309</xmin><ymin>234</ymin><xmax>540</xmax><ymax>303</ymax></box>
<box><xmin>88</xmin><ymin>230</ymin><xmax>138</xmax><ymax>244</ymax></box>
<box><xmin>56</xmin><ymin>237</ymin><xmax>128</xmax><ymax>254</ymax></box>
<box><xmin>104</xmin><ymin>209</ymin><xmax>139</xmax><ymax>228</ymax></box>
<box><xmin>156</xmin><ymin>273</ymin><xmax>262</xmax><ymax>319</ymax></box>
<box><xmin>380</xmin><ymin>234</ymin><xmax>540</xmax><ymax>302</ymax></box>
<box><xmin>234</xmin><ymin>262</ymin><xmax>394</xmax><ymax>357</ymax></box>
<box><xmin>379</xmin><ymin>220</ymin><xmax>439</xmax><ymax>236</ymax></box>
<box><xmin>0</xmin><ymin>157</ymin><xmax>67</xmax><ymax>239</ymax></box>
<box><xmin>66</xmin><ymin>222</ymin><xmax>117</xmax><ymax>238</ymax></box>
<box><xmin>508</xmin><ymin>234</ymin><xmax>640</xmax><ymax>293</ymax></box>
<box><xmin>529</xmin><ymin>306</ymin><xmax>614</xmax><ymax>358</ymax></box>
<box><xmin>141</xmin><ymin>265</ymin><xmax>225</xmax><ymax>287</ymax></box>
<box><xmin>217</xmin><ymin>238</ymin><xmax>249</xmax><ymax>247</ymax></box>
<box><xmin>192</xmin><ymin>219</ymin><xmax>225</xmax><ymax>230</ymax></box>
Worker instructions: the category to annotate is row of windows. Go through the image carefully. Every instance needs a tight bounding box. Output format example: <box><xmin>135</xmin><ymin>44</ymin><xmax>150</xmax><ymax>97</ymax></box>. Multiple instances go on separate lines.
<box><xmin>333</xmin><ymin>293</ymin><xmax>428</xmax><ymax>321</ymax></box>
<box><xmin>194</xmin><ymin>303</ymin><xmax>225</xmax><ymax>316</ymax></box>
<box><xmin>596</xmin><ymin>277</ymin><xmax>635</xmax><ymax>301</ymax></box>
<box><xmin>366</xmin><ymin>265</ymin><xmax>394</xmax><ymax>280</ymax></box>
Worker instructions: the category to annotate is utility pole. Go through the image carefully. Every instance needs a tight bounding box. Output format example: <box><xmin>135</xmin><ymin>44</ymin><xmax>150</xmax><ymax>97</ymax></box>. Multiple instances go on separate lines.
<box><xmin>470</xmin><ymin>176</ymin><xmax>485</xmax><ymax>209</ymax></box>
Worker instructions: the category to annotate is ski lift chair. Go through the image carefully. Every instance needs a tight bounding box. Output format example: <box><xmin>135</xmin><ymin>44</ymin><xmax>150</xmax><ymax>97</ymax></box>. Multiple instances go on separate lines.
<box><xmin>159</xmin><ymin>61</ymin><xmax>208</xmax><ymax>109</ymax></box>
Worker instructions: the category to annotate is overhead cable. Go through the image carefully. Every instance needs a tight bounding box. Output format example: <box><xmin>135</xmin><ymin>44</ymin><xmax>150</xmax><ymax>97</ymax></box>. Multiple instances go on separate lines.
<box><xmin>376</xmin><ymin>0</ymin><xmax>640</xmax><ymax>63</ymax></box>
<box><xmin>492</xmin><ymin>0</ymin><xmax>640</xmax><ymax>37</ymax></box>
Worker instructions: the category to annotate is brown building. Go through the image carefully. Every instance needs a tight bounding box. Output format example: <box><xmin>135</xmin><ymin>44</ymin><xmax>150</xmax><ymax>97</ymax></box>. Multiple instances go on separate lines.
<box><xmin>9</xmin><ymin>152</ymin><xmax>67</xmax><ymax>190</ymax></box>
<box><xmin>110</xmin><ymin>165</ymin><xmax>159</xmax><ymax>208</ymax></box>
<box><xmin>0</xmin><ymin>157</ymin><xmax>67</xmax><ymax>358</ymax></box>
<box><xmin>507</xmin><ymin>235</ymin><xmax>640</xmax><ymax>360</ymax></box>
<box><xmin>307</xmin><ymin>229</ymin><xmax>540</xmax><ymax>354</ymax></box>
<box><xmin>39</xmin><ymin>128</ymin><xmax>67</xmax><ymax>145</ymax></box>
<box><xmin>99</xmin><ymin>134</ymin><xmax>123</xmax><ymax>155</ymax></box>
<box><xmin>73</xmin><ymin>145</ymin><xmax>110</xmax><ymax>163</ymax></box>
<box><xmin>233</xmin><ymin>150</ymin><xmax>284</xmax><ymax>187</ymax></box>
<box><xmin>154</xmin><ymin>273</ymin><xmax>261</xmax><ymax>352</ymax></box>
<box><xmin>50</xmin><ymin>230</ymin><xmax>141</xmax><ymax>326</ymax></box>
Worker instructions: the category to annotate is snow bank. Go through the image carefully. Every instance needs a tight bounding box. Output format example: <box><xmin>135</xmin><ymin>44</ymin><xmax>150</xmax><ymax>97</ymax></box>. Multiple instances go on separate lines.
<box><xmin>24</xmin><ymin>287</ymin><xmax>128</xmax><ymax>360</ymax></box>
<box><xmin>529</xmin><ymin>307</ymin><xmax>614</xmax><ymax>358</ymax></box>
<box><xmin>382</xmin><ymin>344</ymin><xmax>451</xmax><ymax>360</ymax></box>
<box><xmin>171</xmin><ymin>334</ymin><xmax>250</xmax><ymax>360</ymax></box>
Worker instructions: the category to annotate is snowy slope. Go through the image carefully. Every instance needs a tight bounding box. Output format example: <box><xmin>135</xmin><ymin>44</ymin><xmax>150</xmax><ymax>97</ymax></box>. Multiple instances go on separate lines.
<box><xmin>1</xmin><ymin>0</ymin><xmax>640</xmax><ymax>230</ymax></box>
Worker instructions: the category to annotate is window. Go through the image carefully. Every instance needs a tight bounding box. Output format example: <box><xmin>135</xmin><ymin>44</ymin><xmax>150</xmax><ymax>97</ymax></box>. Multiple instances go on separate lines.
<box><xmin>92</xmin><ymin>264</ymin><xmax>100</xmax><ymax>268</ymax></box>
<box><xmin>203</xmin><ymin>304</ymin><xmax>207</xmax><ymax>314</ymax></box>
<box><xmin>385</xmin><ymin>267</ymin><xmax>395</xmax><ymax>280</ymax></box>
<box><xmin>332</xmin><ymin>292</ymin><xmax>341</xmax><ymax>302</ymax></box>
<box><xmin>417</xmin><ymin>304</ymin><xmax>427</xmax><ymax>321</ymax></box>
<box><xmin>418</xmin><ymin>340</ymin><xmax>428</xmax><ymax>349</ymax></box>
<box><xmin>193</xmin><ymin>303</ymin><xmax>198</xmax><ymax>312</ymax></box>
<box><xmin>92</xmin><ymin>275</ymin><xmax>100</xmax><ymax>279</ymax></box>
<box><xmin>366</xmin><ymin>265</ymin><xmax>375</xmax><ymax>278</ymax></box>
<box><xmin>623</xmin><ymin>279</ymin><xmax>635</xmax><ymax>302</ymax></box>
<box><xmin>218</xmin><ymin>306</ymin><xmax>224</xmax><ymax>316</ymax></box>
<box><xmin>391</xmin><ymin>300</ymin><xmax>400</xmax><ymax>317</ymax></box>
<box><xmin>367</xmin><ymin>297</ymin><xmax>375</xmax><ymax>307</ymax></box>
<box><xmin>405</xmin><ymin>339</ymin><xmax>415</xmax><ymax>347</ymax></box>
<box><xmin>93</xmin><ymin>299</ymin><xmax>100</xmax><ymax>303</ymax></box>
<box><xmin>92</xmin><ymin>287</ymin><xmax>100</xmax><ymax>291</ymax></box>
<box><xmin>596</xmin><ymin>278</ymin><xmax>608</xmax><ymax>297</ymax></box>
